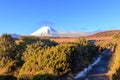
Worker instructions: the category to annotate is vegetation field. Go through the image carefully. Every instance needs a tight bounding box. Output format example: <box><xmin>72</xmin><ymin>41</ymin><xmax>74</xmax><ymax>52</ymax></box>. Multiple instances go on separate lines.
<box><xmin>0</xmin><ymin>30</ymin><xmax>120</xmax><ymax>80</ymax></box>
<box><xmin>0</xmin><ymin>34</ymin><xmax>104</xmax><ymax>80</ymax></box>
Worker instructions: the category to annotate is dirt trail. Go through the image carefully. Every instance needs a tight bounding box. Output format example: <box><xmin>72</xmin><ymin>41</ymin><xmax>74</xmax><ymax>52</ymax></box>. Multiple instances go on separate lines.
<box><xmin>74</xmin><ymin>49</ymin><xmax>111</xmax><ymax>80</ymax></box>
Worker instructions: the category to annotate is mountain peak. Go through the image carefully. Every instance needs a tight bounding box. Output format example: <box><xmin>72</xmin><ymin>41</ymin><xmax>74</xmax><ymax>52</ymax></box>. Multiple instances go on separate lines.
<box><xmin>30</xmin><ymin>26</ymin><xmax>57</xmax><ymax>36</ymax></box>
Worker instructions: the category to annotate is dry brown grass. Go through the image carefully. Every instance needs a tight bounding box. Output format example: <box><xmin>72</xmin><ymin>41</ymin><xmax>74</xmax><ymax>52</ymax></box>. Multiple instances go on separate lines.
<box><xmin>49</xmin><ymin>36</ymin><xmax>112</xmax><ymax>43</ymax></box>
<box><xmin>50</xmin><ymin>37</ymin><xmax>78</xmax><ymax>43</ymax></box>
<box><xmin>50</xmin><ymin>30</ymin><xmax>120</xmax><ymax>43</ymax></box>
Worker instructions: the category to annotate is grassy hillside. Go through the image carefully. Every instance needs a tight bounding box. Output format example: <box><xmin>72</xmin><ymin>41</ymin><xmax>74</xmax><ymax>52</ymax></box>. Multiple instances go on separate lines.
<box><xmin>87</xmin><ymin>30</ymin><xmax>120</xmax><ymax>40</ymax></box>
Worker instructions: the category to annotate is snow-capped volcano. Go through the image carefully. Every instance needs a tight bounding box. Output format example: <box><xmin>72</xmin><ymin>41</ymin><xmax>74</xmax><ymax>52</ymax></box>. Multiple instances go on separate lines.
<box><xmin>30</xmin><ymin>26</ymin><xmax>91</xmax><ymax>37</ymax></box>
<box><xmin>30</xmin><ymin>26</ymin><xmax>57</xmax><ymax>36</ymax></box>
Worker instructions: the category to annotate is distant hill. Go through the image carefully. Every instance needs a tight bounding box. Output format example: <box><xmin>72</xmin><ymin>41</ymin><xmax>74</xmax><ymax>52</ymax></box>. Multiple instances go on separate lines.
<box><xmin>87</xmin><ymin>30</ymin><xmax>120</xmax><ymax>40</ymax></box>
<box><xmin>11</xmin><ymin>34</ymin><xmax>21</xmax><ymax>39</ymax></box>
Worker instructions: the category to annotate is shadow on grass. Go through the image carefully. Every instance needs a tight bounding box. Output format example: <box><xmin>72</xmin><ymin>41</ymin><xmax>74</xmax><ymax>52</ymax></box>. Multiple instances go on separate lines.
<box><xmin>0</xmin><ymin>75</ymin><xmax>17</xmax><ymax>80</ymax></box>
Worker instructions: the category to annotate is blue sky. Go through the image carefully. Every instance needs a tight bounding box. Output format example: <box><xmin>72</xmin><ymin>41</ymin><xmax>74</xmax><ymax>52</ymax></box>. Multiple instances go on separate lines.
<box><xmin>0</xmin><ymin>0</ymin><xmax>120</xmax><ymax>35</ymax></box>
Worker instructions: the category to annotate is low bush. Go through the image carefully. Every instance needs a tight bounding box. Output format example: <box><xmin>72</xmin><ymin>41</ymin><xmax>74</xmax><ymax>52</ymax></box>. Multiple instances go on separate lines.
<box><xmin>33</xmin><ymin>74</ymin><xmax>57</xmax><ymax>80</ymax></box>
<box><xmin>0</xmin><ymin>75</ymin><xmax>17</xmax><ymax>80</ymax></box>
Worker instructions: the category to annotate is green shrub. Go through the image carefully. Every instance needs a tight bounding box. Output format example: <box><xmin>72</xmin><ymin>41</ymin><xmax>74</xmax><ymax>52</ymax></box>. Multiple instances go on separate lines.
<box><xmin>74</xmin><ymin>38</ymin><xmax>88</xmax><ymax>46</ymax></box>
<box><xmin>19</xmin><ymin>44</ymin><xmax>74</xmax><ymax>76</ymax></box>
<box><xmin>109</xmin><ymin>32</ymin><xmax>120</xmax><ymax>79</ymax></box>
<box><xmin>22</xmin><ymin>39</ymin><xmax>58</xmax><ymax>61</ymax></box>
<box><xmin>112</xmin><ymin>68</ymin><xmax>120</xmax><ymax>80</ymax></box>
<box><xmin>0</xmin><ymin>34</ymin><xmax>16</xmax><ymax>54</ymax></box>
<box><xmin>0</xmin><ymin>75</ymin><xmax>17</xmax><ymax>80</ymax></box>
<box><xmin>33</xmin><ymin>74</ymin><xmax>57</xmax><ymax>80</ymax></box>
<box><xmin>18</xmin><ymin>74</ymin><xmax>32</xmax><ymax>80</ymax></box>
<box><xmin>0</xmin><ymin>34</ymin><xmax>18</xmax><ymax>74</ymax></box>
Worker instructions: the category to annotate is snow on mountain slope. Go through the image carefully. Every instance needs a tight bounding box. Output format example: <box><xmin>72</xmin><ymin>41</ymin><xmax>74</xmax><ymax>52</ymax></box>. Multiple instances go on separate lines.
<box><xmin>30</xmin><ymin>26</ymin><xmax>57</xmax><ymax>36</ymax></box>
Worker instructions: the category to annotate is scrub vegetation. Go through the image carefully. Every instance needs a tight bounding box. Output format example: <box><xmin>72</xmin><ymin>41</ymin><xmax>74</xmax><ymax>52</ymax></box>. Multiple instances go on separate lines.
<box><xmin>0</xmin><ymin>34</ymin><xmax>109</xmax><ymax>80</ymax></box>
